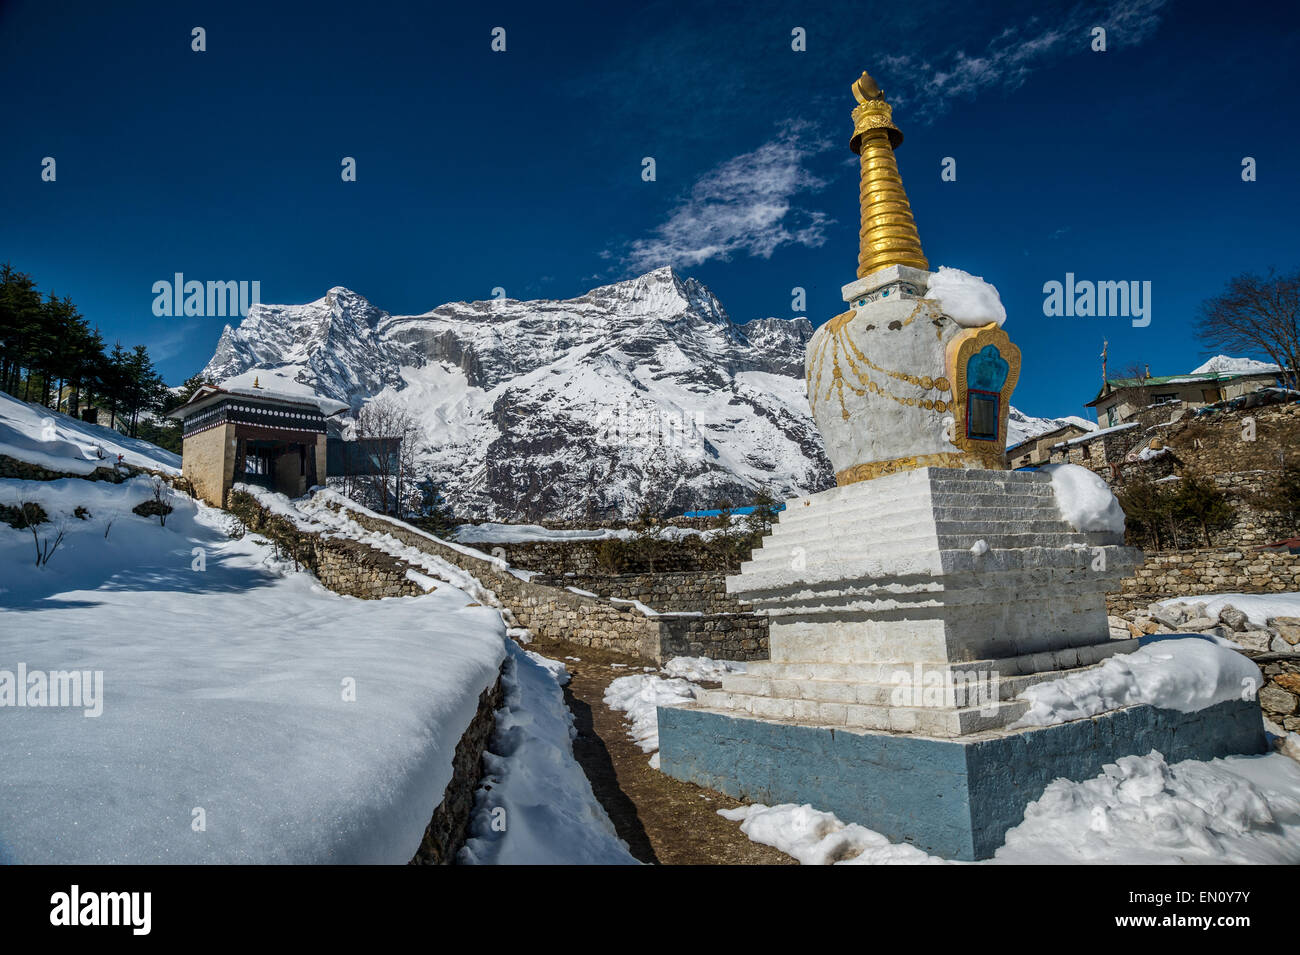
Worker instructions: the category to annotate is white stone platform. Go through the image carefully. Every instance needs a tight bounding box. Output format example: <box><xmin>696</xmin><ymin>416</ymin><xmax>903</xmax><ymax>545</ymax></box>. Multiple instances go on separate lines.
<box><xmin>697</xmin><ymin>467</ymin><xmax>1143</xmax><ymax>737</ymax></box>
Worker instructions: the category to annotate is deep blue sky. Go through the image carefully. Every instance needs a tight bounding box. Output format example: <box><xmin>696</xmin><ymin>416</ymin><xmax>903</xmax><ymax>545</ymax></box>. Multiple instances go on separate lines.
<box><xmin>2</xmin><ymin>0</ymin><xmax>1297</xmax><ymax>419</ymax></box>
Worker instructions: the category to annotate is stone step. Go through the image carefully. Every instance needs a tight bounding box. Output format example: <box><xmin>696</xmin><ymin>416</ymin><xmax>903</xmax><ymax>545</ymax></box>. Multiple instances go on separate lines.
<box><xmin>733</xmin><ymin>545</ymin><xmax>1137</xmax><ymax>590</ymax></box>
<box><xmin>758</xmin><ymin>637</ymin><xmax>1138</xmax><ymax>674</ymax></box>
<box><xmin>770</xmin><ymin>512</ymin><xmax>1072</xmax><ymax>536</ymax></box>
<box><xmin>746</xmin><ymin>532</ymin><xmax>1095</xmax><ymax>572</ymax></box>
<box><xmin>762</xmin><ymin>518</ymin><xmax>1077</xmax><ymax>555</ymax></box>
<box><xmin>774</xmin><ymin>490</ymin><xmax>1059</xmax><ymax>533</ymax></box>
<box><xmin>718</xmin><ymin>666</ymin><xmax>1068</xmax><ymax>706</ymax></box>
<box><xmin>691</xmin><ymin>687</ymin><xmax>1032</xmax><ymax>737</ymax></box>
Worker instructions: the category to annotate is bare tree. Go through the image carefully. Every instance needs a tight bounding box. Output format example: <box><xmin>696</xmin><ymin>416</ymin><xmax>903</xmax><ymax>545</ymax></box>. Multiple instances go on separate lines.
<box><xmin>354</xmin><ymin>395</ymin><xmax>423</xmax><ymax>515</ymax></box>
<box><xmin>10</xmin><ymin>500</ymin><xmax>65</xmax><ymax>567</ymax></box>
<box><xmin>1196</xmin><ymin>268</ymin><xmax>1299</xmax><ymax>389</ymax></box>
<box><xmin>1120</xmin><ymin>362</ymin><xmax>1153</xmax><ymax>409</ymax></box>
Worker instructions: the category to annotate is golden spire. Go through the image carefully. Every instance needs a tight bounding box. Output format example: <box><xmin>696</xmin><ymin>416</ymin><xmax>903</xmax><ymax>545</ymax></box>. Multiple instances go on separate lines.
<box><xmin>849</xmin><ymin>71</ymin><xmax>928</xmax><ymax>278</ymax></box>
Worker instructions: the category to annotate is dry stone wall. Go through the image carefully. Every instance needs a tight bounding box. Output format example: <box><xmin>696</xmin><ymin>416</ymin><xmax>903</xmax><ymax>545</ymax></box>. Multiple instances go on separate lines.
<box><xmin>330</xmin><ymin>500</ymin><xmax>769</xmax><ymax>663</ymax></box>
<box><xmin>1108</xmin><ymin>548</ymin><xmax>1300</xmax><ymax>615</ymax></box>
<box><xmin>410</xmin><ymin>678</ymin><xmax>503</xmax><ymax>865</ymax></box>
<box><xmin>532</xmin><ymin>570</ymin><xmax>749</xmax><ymax>614</ymax></box>
<box><xmin>228</xmin><ymin>490</ymin><xmax>426</xmax><ymax>599</ymax></box>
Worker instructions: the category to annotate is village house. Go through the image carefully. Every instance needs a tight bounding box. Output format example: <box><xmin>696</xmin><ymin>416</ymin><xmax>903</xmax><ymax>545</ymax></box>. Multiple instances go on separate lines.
<box><xmin>1087</xmin><ymin>364</ymin><xmax>1285</xmax><ymax>427</ymax></box>
<box><xmin>1046</xmin><ymin>421</ymin><xmax>1142</xmax><ymax>475</ymax></box>
<box><xmin>1005</xmin><ymin>421</ymin><xmax>1092</xmax><ymax>469</ymax></box>
<box><xmin>168</xmin><ymin>382</ymin><xmax>348</xmax><ymax>507</ymax></box>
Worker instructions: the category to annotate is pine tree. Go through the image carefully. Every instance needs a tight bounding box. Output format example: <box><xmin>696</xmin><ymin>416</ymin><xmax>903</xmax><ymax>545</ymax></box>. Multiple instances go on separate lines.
<box><xmin>1171</xmin><ymin>472</ymin><xmax>1236</xmax><ymax>547</ymax></box>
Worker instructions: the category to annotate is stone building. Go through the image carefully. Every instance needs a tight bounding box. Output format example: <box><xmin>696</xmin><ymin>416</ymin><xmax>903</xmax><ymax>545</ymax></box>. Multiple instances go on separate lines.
<box><xmin>1005</xmin><ymin>421</ymin><xmax>1091</xmax><ymax>468</ymax></box>
<box><xmin>168</xmin><ymin>383</ymin><xmax>347</xmax><ymax>507</ymax></box>
<box><xmin>1087</xmin><ymin>365</ymin><xmax>1285</xmax><ymax>427</ymax></box>
<box><xmin>1047</xmin><ymin>420</ymin><xmax>1140</xmax><ymax>474</ymax></box>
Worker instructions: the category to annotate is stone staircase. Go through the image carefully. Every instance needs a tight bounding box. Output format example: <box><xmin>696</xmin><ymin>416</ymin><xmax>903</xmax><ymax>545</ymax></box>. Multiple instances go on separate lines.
<box><xmin>684</xmin><ymin>467</ymin><xmax>1143</xmax><ymax>738</ymax></box>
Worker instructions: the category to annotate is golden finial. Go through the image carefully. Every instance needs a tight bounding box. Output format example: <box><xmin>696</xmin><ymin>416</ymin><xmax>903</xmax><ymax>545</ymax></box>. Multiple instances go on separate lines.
<box><xmin>253</xmin><ymin>376</ymin><xmax>261</xmax><ymax>388</ymax></box>
<box><xmin>849</xmin><ymin>70</ymin><xmax>928</xmax><ymax>278</ymax></box>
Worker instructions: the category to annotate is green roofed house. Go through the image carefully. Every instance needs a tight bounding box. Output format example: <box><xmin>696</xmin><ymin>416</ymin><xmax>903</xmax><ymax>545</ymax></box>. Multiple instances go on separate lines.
<box><xmin>1086</xmin><ymin>357</ymin><xmax>1286</xmax><ymax>428</ymax></box>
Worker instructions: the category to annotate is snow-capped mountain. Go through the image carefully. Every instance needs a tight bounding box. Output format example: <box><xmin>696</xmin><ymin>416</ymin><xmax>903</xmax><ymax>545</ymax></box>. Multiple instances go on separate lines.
<box><xmin>1004</xmin><ymin>407</ymin><xmax>1096</xmax><ymax>449</ymax></box>
<box><xmin>1189</xmin><ymin>355</ymin><xmax>1281</xmax><ymax>376</ymax></box>
<box><xmin>201</xmin><ymin>268</ymin><xmax>830</xmax><ymax>520</ymax></box>
<box><xmin>199</xmin><ymin>268</ymin><xmax>1090</xmax><ymax>520</ymax></box>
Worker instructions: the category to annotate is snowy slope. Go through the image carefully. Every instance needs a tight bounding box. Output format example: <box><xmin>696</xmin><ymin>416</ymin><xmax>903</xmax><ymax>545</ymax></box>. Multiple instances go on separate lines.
<box><xmin>0</xmin><ymin>476</ymin><xmax>506</xmax><ymax>863</ymax></box>
<box><xmin>1005</xmin><ymin>407</ymin><xmax>1095</xmax><ymax>449</ymax></box>
<box><xmin>199</xmin><ymin>268</ymin><xmax>1088</xmax><ymax>520</ymax></box>
<box><xmin>0</xmin><ymin>390</ymin><xmax>180</xmax><ymax>474</ymax></box>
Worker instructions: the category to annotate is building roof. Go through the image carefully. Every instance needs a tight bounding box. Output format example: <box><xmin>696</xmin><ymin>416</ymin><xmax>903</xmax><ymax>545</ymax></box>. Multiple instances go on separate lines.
<box><xmin>1085</xmin><ymin>368</ymin><xmax>1283</xmax><ymax>407</ymax></box>
<box><xmin>1004</xmin><ymin>421</ymin><xmax>1091</xmax><ymax>456</ymax></box>
<box><xmin>1052</xmin><ymin>420</ymin><xmax>1139</xmax><ymax>448</ymax></box>
<box><xmin>167</xmin><ymin>384</ymin><xmax>349</xmax><ymax>420</ymax></box>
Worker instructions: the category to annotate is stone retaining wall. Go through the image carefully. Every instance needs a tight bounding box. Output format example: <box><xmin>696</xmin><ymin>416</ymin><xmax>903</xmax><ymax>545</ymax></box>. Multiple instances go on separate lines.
<box><xmin>1</xmin><ymin>452</ymin><xmax>193</xmax><ymax>497</ymax></box>
<box><xmin>331</xmin><ymin>499</ymin><xmax>768</xmax><ymax>663</ymax></box>
<box><xmin>1108</xmin><ymin>547</ymin><xmax>1300</xmax><ymax>615</ymax></box>
<box><xmin>325</xmin><ymin>501</ymin><xmax>666</xmax><ymax>659</ymax></box>
<box><xmin>532</xmin><ymin>570</ymin><xmax>748</xmax><ymax>614</ymax></box>
<box><xmin>228</xmin><ymin>490</ymin><xmax>426</xmax><ymax>599</ymax></box>
<box><xmin>476</xmin><ymin>537</ymin><xmax>738</xmax><ymax>576</ymax></box>
<box><xmin>410</xmin><ymin>678</ymin><xmax>503</xmax><ymax>864</ymax></box>
<box><xmin>1257</xmin><ymin>655</ymin><xmax>1300</xmax><ymax>733</ymax></box>
<box><xmin>660</xmin><ymin>614</ymin><xmax>769</xmax><ymax>661</ymax></box>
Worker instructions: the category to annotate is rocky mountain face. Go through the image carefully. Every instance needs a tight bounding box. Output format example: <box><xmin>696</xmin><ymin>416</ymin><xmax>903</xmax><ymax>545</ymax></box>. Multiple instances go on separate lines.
<box><xmin>199</xmin><ymin>268</ymin><xmax>1092</xmax><ymax>520</ymax></box>
<box><xmin>200</xmin><ymin>268</ymin><xmax>835</xmax><ymax>520</ymax></box>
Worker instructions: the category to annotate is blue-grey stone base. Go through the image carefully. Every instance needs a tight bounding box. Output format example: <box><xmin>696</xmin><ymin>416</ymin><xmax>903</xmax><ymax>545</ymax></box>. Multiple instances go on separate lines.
<box><xmin>657</xmin><ymin>699</ymin><xmax>1267</xmax><ymax>860</ymax></box>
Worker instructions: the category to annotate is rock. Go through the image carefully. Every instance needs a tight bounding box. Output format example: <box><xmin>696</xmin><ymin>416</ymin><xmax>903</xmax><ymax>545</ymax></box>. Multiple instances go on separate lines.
<box><xmin>1217</xmin><ymin>604</ymin><xmax>1249</xmax><ymax>632</ymax></box>
<box><xmin>1271</xmin><ymin>636</ymin><xmax>1297</xmax><ymax>654</ymax></box>
<box><xmin>1109</xmin><ymin>627</ymin><xmax>1130</xmax><ymax>641</ymax></box>
<box><xmin>1177</xmin><ymin>616</ymin><xmax>1217</xmax><ymax>631</ymax></box>
<box><xmin>1107</xmin><ymin>615</ymin><xmax>1128</xmax><ymax>630</ymax></box>
<box><xmin>1259</xmin><ymin>685</ymin><xmax>1298</xmax><ymax>716</ymax></box>
<box><xmin>1275</xmin><ymin>673</ymin><xmax>1300</xmax><ymax>695</ymax></box>
<box><xmin>1137</xmin><ymin>617</ymin><xmax>1162</xmax><ymax>635</ymax></box>
<box><xmin>1279</xmin><ymin>732</ymin><xmax>1300</xmax><ymax>763</ymax></box>
<box><xmin>1150</xmin><ymin>605</ymin><xmax>1184</xmax><ymax>629</ymax></box>
<box><xmin>1233</xmin><ymin>630</ymin><xmax>1272</xmax><ymax>653</ymax></box>
<box><xmin>1268</xmin><ymin>617</ymin><xmax>1300</xmax><ymax>646</ymax></box>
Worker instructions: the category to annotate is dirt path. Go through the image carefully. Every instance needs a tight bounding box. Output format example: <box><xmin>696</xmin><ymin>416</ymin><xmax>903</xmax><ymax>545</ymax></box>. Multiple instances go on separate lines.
<box><xmin>527</xmin><ymin>639</ymin><xmax>795</xmax><ymax>866</ymax></box>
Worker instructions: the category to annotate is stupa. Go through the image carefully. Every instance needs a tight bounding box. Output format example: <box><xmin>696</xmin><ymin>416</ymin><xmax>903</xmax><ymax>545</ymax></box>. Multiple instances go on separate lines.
<box><xmin>656</xmin><ymin>71</ymin><xmax>1267</xmax><ymax>860</ymax></box>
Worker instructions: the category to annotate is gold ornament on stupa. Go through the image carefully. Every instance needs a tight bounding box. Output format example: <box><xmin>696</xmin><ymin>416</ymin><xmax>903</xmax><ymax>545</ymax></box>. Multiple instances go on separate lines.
<box><xmin>849</xmin><ymin>71</ymin><xmax>928</xmax><ymax>278</ymax></box>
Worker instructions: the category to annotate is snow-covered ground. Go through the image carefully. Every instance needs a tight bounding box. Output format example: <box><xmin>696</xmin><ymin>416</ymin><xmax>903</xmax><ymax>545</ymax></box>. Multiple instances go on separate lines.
<box><xmin>0</xmin><ymin>475</ymin><xmax>507</xmax><ymax>863</ymax></box>
<box><xmin>0</xmin><ymin>390</ymin><xmax>180</xmax><ymax>474</ymax></box>
<box><xmin>604</xmin><ymin>656</ymin><xmax>748</xmax><ymax>768</ymax></box>
<box><xmin>1011</xmin><ymin>635</ymin><xmax>1261</xmax><ymax>729</ymax></box>
<box><xmin>721</xmin><ymin>748</ymin><xmax>1300</xmax><ymax>865</ymax></box>
<box><xmin>609</xmin><ymin>645</ymin><xmax>1300</xmax><ymax>865</ymax></box>
<box><xmin>1157</xmin><ymin>592</ymin><xmax>1300</xmax><ymax>628</ymax></box>
<box><xmin>459</xmin><ymin>643</ymin><xmax>637</xmax><ymax>864</ymax></box>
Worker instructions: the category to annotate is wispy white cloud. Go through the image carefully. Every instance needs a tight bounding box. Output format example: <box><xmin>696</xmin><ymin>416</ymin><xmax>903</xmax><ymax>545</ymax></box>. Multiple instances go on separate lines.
<box><xmin>889</xmin><ymin>0</ymin><xmax>1167</xmax><ymax>118</ymax></box>
<box><xmin>621</xmin><ymin>123</ymin><xmax>833</xmax><ymax>273</ymax></box>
